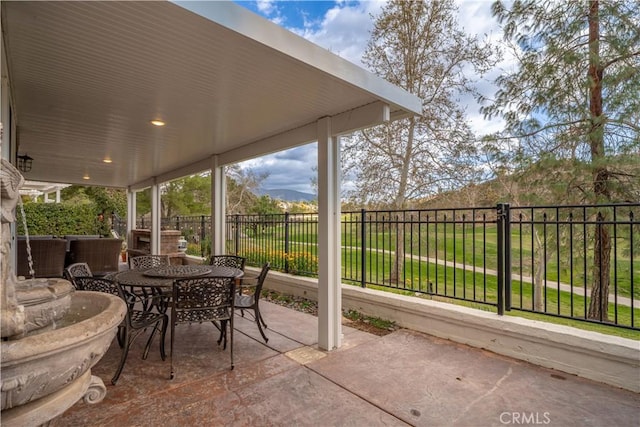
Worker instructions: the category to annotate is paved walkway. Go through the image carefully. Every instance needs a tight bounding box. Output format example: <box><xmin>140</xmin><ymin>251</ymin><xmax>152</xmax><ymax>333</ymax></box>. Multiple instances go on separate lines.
<box><xmin>55</xmin><ymin>301</ymin><xmax>639</xmax><ymax>426</ymax></box>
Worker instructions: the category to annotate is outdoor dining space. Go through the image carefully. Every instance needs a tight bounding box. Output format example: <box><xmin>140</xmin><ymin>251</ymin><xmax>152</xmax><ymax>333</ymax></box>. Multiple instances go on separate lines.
<box><xmin>63</xmin><ymin>255</ymin><xmax>266</xmax><ymax>382</ymax></box>
<box><xmin>2</xmin><ymin>2</ymin><xmax>639</xmax><ymax>425</ymax></box>
<box><xmin>53</xmin><ymin>296</ymin><xmax>639</xmax><ymax>426</ymax></box>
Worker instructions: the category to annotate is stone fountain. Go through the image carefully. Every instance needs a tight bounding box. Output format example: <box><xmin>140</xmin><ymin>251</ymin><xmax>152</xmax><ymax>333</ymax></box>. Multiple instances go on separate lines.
<box><xmin>0</xmin><ymin>157</ymin><xmax>126</xmax><ymax>426</ymax></box>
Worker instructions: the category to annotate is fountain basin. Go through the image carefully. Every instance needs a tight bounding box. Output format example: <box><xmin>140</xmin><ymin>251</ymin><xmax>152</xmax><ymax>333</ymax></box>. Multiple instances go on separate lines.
<box><xmin>1</xmin><ymin>290</ymin><xmax>126</xmax><ymax>424</ymax></box>
<box><xmin>15</xmin><ymin>277</ymin><xmax>74</xmax><ymax>336</ymax></box>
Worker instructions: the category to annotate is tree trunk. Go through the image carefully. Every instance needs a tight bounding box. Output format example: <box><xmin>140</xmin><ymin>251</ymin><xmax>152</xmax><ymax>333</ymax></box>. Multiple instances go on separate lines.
<box><xmin>389</xmin><ymin>118</ymin><xmax>415</xmax><ymax>285</ymax></box>
<box><xmin>532</xmin><ymin>228</ymin><xmax>546</xmax><ymax>312</ymax></box>
<box><xmin>586</xmin><ymin>0</ymin><xmax>611</xmax><ymax>321</ymax></box>
<box><xmin>588</xmin><ymin>212</ymin><xmax>612</xmax><ymax>320</ymax></box>
<box><xmin>389</xmin><ymin>217</ymin><xmax>405</xmax><ymax>285</ymax></box>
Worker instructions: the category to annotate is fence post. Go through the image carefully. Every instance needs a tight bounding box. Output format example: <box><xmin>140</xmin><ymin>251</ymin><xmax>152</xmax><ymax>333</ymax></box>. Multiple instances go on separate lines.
<box><xmin>284</xmin><ymin>212</ymin><xmax>290</xmax><ymax>274</ymax></box>
<box><xmin>234</xmin><ymin>214</ymin><xmax>240</xmax><ymax>255</ymax></box>
<box><xmin>361</xmin><ymin>208</ymin><xmax>366</xmax><ymax>288</ymax></box>
<box><xmin>176</xmin><ymin>216</ymin><xmax>180</xmax><ymax>232</ymax></box>
<box><xmin>200</xmin><ymin>215</ymin><xmax>206</xmax><ymax>258</ymax></box>
<box><xmin>503</xmin><ymin>204</ymin><xmax>511</xmax><ymax>311</ymax></box>
<box><xmin>496</xmin><ymin>203</ymin><xmax>509</xmax><ymax>315</ymax></box>
<box><xmin>596</xmin><ymin>211</ymin><xmax>605</xmax><ymax>322</ymax></box>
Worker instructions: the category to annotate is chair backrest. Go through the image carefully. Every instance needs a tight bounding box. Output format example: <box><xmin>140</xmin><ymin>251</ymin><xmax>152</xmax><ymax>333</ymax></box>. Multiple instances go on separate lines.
<box><xmin>209</xmin><ymin>255</ymin><xmax>246</xmax><ymax>270</ymax></box>
<box><xmin>64</xmin><ymin>262</ymin><xmax>93</xmax><ymax>289</ymax></box>
<box><xmin>73</xmin><ymin>276</ymin><xmax>131</xmax><ymax>325</ymax></box>
<box><xmin>239</xmin><ymin>262</ymin><xmax>271</xmax><ymax>303</ymax></box>
<box><xmin>253</xmin><ymin>262</ymin><xmax>271</xmax><ymax>296</ymax></box>
<box><xmin>65</xmin><ymin>262</ymin><xmax>93</xmax><ymax>278</ymax></box>
<box><xmin>129</xmin><ymin>255</ymin><xmax>170</xmax><ymax>271</ymax></box>
<box><xmin>172</xmin><ymin>276</ymin><xmax>235</xmax><ymax>324</ymax></box>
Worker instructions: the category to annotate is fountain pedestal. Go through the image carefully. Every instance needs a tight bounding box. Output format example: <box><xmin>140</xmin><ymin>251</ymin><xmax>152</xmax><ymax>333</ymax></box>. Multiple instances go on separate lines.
<box><xmin>2</xmin><ymin>291</ymin><xmax>125</xmax><ymax>426</ymax></box>
<box><xmin>4</xmin><ymin>371</ymin><xmax>100</xmax><ymax>426</ymax></box>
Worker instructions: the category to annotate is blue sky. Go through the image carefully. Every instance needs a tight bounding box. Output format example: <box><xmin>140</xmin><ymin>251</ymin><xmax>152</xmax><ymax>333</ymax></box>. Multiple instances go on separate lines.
<box><xmin>232</xmin><ymin>1</ymin><xmax>505</xmax><ymax>195</ymax></box>
<box><xmin>238</xmin><ymin>1</ymin><xmax>352</xmax><ymax>28</ymax></box>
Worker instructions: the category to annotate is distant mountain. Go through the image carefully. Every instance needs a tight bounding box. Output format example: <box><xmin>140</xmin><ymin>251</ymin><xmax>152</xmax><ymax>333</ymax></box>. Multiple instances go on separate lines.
<box><xmin>260</xmin><ymin>188</ymin><xmax>316</xmax><ymax>202</ymax></box>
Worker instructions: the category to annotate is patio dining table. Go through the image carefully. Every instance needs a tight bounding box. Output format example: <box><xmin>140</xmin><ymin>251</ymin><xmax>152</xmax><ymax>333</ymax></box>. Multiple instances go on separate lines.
<box><xmin>115</xmin><ymin>265</ymin><xmax>243</xmax><ymax>287</ymax></box>
<box><xmin>114</xmin><ymin>265</ymin><xmax>244</xmax><ymax>313</ymax></box>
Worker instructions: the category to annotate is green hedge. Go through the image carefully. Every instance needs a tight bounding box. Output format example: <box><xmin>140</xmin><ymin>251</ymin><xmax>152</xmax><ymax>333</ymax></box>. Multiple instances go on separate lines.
<box><xmin>17</xmin><ymin>203</ymin><xmax>108</xmax><ymax>236</ymax></box>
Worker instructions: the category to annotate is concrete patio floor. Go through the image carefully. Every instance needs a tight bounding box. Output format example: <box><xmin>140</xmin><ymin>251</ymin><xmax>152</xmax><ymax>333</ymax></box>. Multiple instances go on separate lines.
<box><xmin>54</xmin><ymin>301</ymin><xmax>639</xmax><ymax>427</ymax></box>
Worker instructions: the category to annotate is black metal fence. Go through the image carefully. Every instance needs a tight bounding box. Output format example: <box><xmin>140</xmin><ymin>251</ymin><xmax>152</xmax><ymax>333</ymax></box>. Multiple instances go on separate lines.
<box><xmin>507</xmin><ymin>204</ymin><xmax>638</xmax><ymax>329</ymax></box>
<box><xmin>229</xmin><ymin>212</ymin><xmax>319</xmax><ymax>277</ymax></box>
<box><xmin>342</xmin><ymin>206</ymin><xmax>504</xmax><ymax>310</ymax></box>
<box><xmin>120</xmin><ymin>203</ymin><xmax>639</xmax><ymax>330</ymax></box>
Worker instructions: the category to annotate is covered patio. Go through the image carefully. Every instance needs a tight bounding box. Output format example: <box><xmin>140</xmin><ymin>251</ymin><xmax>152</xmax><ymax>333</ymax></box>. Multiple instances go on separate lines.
<box><xmin>2</xmin><ymin>2</ymin><xmax>638</xmax><ymax>426</ymax></box>
<box><xmin>55</xmin><ymin>300</ymin><xmax>639</xmax><ymax>426</ymax></box>
<box><xmin>1</xmin><ymin>0</ymin><xmax>421</xmax><ymax>351</ymax></box>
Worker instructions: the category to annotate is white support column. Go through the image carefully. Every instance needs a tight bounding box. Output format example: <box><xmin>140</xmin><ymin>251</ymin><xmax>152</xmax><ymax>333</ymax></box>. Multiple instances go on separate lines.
<box><xmin>55</xmin><ymin>189</ymin><xmax>61</xmax><ymax>203</ymax></box>
<box><xmin>211</xmin><ymin>156</ymin><xmax>226</xmax><ymax>256</ymax></box>
<box><xmin>44</xmin><ymin>193</ymin><xmax>50</xmax><ymax>203</ymax></box>
<box><xmin>317</xmin><ymin>117</ymin><xmax>342</xmax><ymax>351</ymax></box>
<box><xmin>151</xmin><ymin>180</ymin><xmax>161</xmax><ymax>255</ymax></box>
<box><xmin>127</xmin><ymin>189</ymin><xmax>136</xmax><ymax>247</ymax></box>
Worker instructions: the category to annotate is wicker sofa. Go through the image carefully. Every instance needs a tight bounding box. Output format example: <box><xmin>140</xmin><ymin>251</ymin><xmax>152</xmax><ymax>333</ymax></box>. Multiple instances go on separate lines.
<box><xmin>17</xmin><ymin>236</ymin><xmax>68</xmax><ymax>278</ymax></box>
<box><xmin>67</xmin><ymin>238</ymin><xmax>123</xmax><ymax>276</ymax></box>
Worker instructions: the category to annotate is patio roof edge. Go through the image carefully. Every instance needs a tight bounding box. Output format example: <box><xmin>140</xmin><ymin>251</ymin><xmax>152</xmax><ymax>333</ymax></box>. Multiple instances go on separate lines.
<box><xmin>173</xmin><ymin>1</ymin><xmax>423</xmax><ymax>116</ymax></box>
<box><xmin>132</xmin><ymin>101</ymin><xmax>395</xmax><ymax>187</ymax></box>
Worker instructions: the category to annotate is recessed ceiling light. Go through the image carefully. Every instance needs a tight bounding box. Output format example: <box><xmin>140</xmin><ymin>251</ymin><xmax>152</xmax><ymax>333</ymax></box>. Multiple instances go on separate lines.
<box><xmin>150</xmin><ymin>120</ymin><xmax>165</xmax><ymax>127</ymax></box>
<box><xmin>103</xmin><ymin>158</ymin><xmax>112</xmax><ymax>163</ymax></box>
<box><xmin>83</xmin><ymin>174</ymin><xmax>90</xmax><ymax>180</ymax></box>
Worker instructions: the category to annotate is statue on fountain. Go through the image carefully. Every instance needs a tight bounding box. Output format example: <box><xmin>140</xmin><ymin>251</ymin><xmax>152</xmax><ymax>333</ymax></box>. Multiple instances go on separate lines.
<box><xmin>1</xmin><ymin>127</ymin><xmax>81</xmax><ymax>339</ymax></box>
<box><xmin>1</xmin><ymin>145</ymin><xmax>27</xmax><ymax>338</ymax></box>
<box><xmin>1</xmin><ymin>152</ymin><xmax>75</xmax><ymax>339</ymax></box>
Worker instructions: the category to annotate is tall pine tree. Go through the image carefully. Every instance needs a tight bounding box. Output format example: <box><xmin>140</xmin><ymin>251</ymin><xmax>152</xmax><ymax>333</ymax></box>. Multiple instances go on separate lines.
<box><xmin>483</xmin><ymin>0</ymin><xmax>640</xmax><ymax>319</ymax></box>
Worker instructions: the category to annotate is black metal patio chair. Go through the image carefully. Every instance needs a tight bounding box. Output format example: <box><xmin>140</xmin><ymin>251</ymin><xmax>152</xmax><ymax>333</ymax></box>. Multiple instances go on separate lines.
<box><xmin>209</xmin><ymin>255</ymin><xmax>246</xmax><ymax>271</ymax></box>
<box><xmin>170</xmin><ymin>276</ymin><xmax>236</xmax><ymax>379</ymax></box>
<box><xmin>129</xmin><ymin>254</ymin><xmax>170</xmax><ymax>271</ymax></box>
<box><xmin>74</xmin><ymin>276</ymin><xmax>168</xmax><ymax>385</ymax></box>
<box><xmin>236</xmin><ymin>262</ymin><xmax>271</xmax><ymax>343</ymax></box>
<box><xmin>63</xmin><ymin>262</ymin><xmax>93</xmax><ymax>289</ymax></box>
<box><xmin>128</xmin><ymin>254</ymin><xmax>172</xmax><ymax>307</ymax></box>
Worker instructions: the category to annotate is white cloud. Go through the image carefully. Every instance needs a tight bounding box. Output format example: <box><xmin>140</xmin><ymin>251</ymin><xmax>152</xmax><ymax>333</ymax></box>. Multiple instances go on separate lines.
<box><xmin>456</xmin><ymin>1</ymin><xmax>501</xmax><ymax>40</ymax></box>
<box><xmin>288</xmin><ymin>1</ymin><xmax>383</xmax><ymax>67</ymax></box>
<box><xmin>256</xmin><ymin>0</ymin><xmax>276</xmax><ymax>15</ymax></box>
<box><xmin>455</xmin><ymin>1</ymin><xmax>521</xmax><ymax>139</ymax></box>
<box><xmin>253</xmin><ymin>0</ymin><xmax>287</xmax><ymax>26</ymax></box>
<box><xmin>240</xmin><ymin>143</ymin><xmax>317</xmax><ymax>193</ymax></box>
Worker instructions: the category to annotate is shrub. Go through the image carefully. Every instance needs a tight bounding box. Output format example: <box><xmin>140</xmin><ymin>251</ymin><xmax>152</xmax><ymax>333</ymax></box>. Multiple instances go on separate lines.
<box><xmin>286</xmin><ymin>252</ymin><xmax>318</xmax><ymax>277</ymax></box>
<box><xmin>241</xmin><ymin>247</ymin><xmax>317</xmax><ymax>276</ymax></box>
<box><xmin>17</xmin><ymin>202</ymin><xmax>102</xmax><ymax>236</ymax></box>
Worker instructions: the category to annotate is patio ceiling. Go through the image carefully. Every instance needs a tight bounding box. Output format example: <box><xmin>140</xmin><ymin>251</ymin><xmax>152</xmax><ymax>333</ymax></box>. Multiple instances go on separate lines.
<box><xmin>1</xmin><ymin>1</ymin><xmax>421</xmax><ymax>189</ymax></box>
